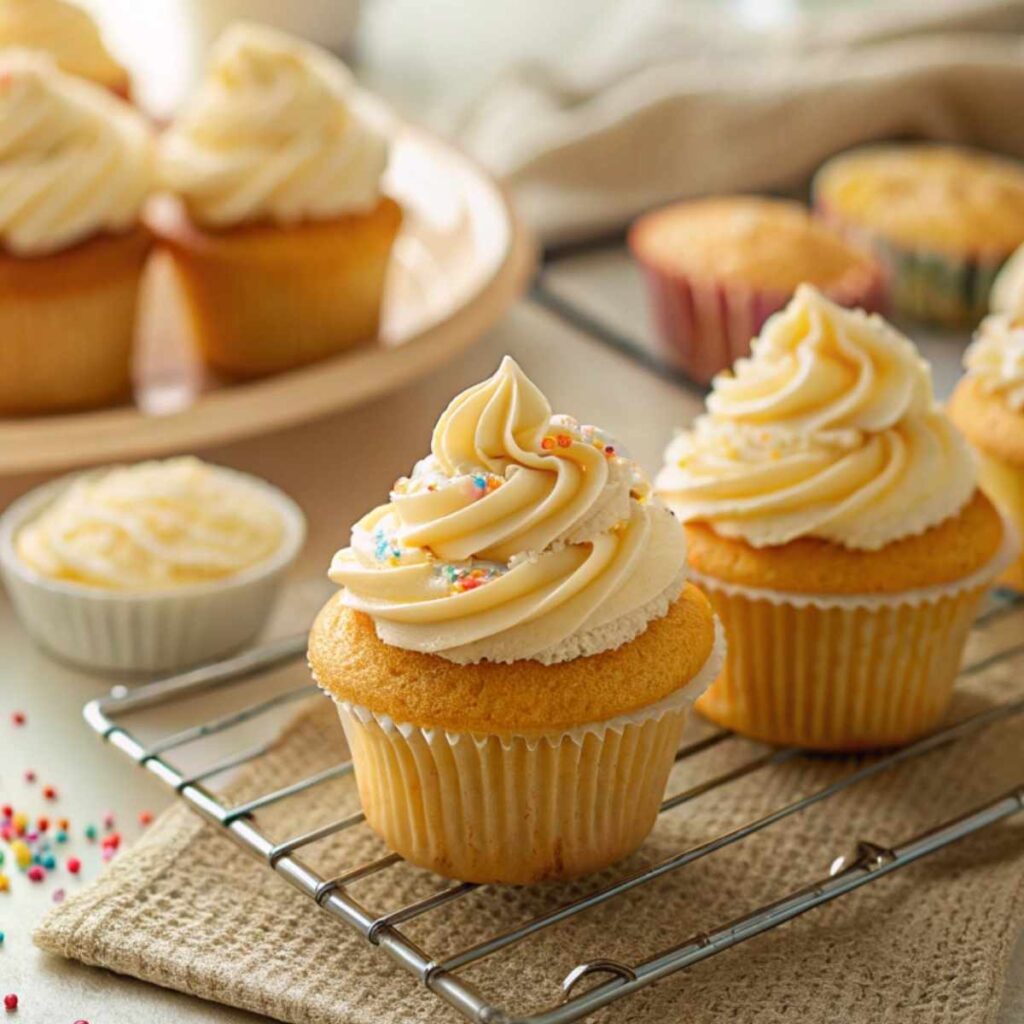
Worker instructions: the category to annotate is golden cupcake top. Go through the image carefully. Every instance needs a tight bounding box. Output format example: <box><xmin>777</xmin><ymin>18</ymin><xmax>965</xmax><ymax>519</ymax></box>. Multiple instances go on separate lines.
<box><xmin>328</xmin><ymin>357</ymin><xmax>689</xmax><ymax>665</ymax></box>
<box><xmin>16</xmin><ymin>457</ymin><xmax>286</xmax><ymax>590</ymax></box>
<box><xmin>0</xmin><ymin>49</ymin><xmax>152</xmax><ymax>256</ymax></box>
<box><xmin>159</xmin><ymin>22</ymin><xmax>388</xmax><ymax>229</ymax></box>
<box><xmin>630</xmin><ymin>195</ymin><xmax>879</xmax><ymax>292</ymax></box>
<box><xmin>0</xmin><ymin>0</ymin><xmax>127</xmax><ymax>90</ymax></box>
<box><xmin>814</xmin><ymin>144</ymin><xmax>1024</xmax><ymax>255</ymax></box>
<box><xmin>656</xmin><ymin>285</ymin><xmax>977</xmax><ymax>550</ymax></box>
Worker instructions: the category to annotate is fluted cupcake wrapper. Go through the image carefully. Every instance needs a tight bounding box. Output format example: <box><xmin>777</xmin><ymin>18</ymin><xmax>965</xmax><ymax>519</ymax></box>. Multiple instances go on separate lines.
<box><xmin>690</xmin><ymin>527</ymin><xmax>1018</xmax><ymax>751</ymax></box>
<box><xmin>328</xmin><ymin>625</ymin><xmax>725</xmax><ymax>884</ymax></box>
<box><xmin>631</xmin><ymin>249</ymin><xmax>886</xmax><ymax>386</ymax></box>
<box><xmin>815</xmin><ymin>204</ymin><xmax>1003</xmax><ymax>328</ymax></box>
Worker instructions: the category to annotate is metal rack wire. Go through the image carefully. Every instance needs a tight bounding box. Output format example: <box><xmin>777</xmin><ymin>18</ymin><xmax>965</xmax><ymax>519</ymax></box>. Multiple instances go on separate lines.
<box><xmin>83</xmin><ymin>590</ymin><xmax>1024</xmax><ymax>1024</ymax></box>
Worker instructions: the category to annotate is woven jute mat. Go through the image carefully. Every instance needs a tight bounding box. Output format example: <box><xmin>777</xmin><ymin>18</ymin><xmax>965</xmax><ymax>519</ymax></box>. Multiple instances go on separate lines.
<box><xmin>35</xmin><ymin>611</ymin><xmax>1024</xmax><ymax>1024</ymax></box>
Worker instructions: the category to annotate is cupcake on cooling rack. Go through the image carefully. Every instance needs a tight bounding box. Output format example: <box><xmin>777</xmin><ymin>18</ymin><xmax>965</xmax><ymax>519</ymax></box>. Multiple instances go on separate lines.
<box><xmin>0</xmin><ymin>0</ymin><xmax>131</xmax><ymax>98</ymax></box>
<box><xmin>309</xmin><ymin>357</ymin><xmax>723</xmax><ymax>884</ymax></box>
<box><xmin>628</xmin><ymin>196</ymin><xmax>884</xmax><ymax>384</ymax></box>
<box><xmin>949</xmin><ymin>314</ymin><xmax>1024</xmax><ymax>590</ymax></box>
<box><xmin>152</xmin><ymin>22</ymin><xmax>402</xmax><ymax>379</ymax></box>
<box><xmin>814</xmin><ymin>144</ymin><xmax>1024</xmax><ymax>328</ymax></box>
<box><xmin>656</xmin><ymin>285</ymin><xmax>1015</xmax><ymax>751</ymax></box>
<box><xmin>0</xmin><ymin>50</ymin><xmax>153</xmax><ymax>416</ymax></box>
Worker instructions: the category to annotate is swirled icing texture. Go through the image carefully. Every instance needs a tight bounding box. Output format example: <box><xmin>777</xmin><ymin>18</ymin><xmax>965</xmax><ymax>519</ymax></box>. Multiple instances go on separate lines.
<box><xmin>0</xmin><ymin>0</ymin><xmax>126</xmax><ymax>87</ymax></box>
<box><xmin>329</xmin><ymin>357</ymin><xmax>688</xmax><ymax>665</ymax></box>
<box><xmin>0</xmin><ymin>50</ymin><xmax>153</xmax><ymax>256</ymax></box>
<box><xmin>159</xmin><ymin>22</ymin><xmax>387</xmax><ymax>229</ymax></box>
<box><xmin>16</xmin><ymin>458</ymin><xmax>285</xmax><ymax>590</ymax></box>
<box><xmin>964</xmin><ymin>314</ymin><xmax>1024</xmax><ymax>411</ymax></box>
<box><xmin>656</xmin><ymin>285</ymin><xmax>976</xmax><ymax>550</ymax></box>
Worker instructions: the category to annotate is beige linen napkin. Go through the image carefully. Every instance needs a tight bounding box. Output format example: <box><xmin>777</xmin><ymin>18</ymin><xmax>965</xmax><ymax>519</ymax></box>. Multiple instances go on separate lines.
<box><xmin>459</xmin><ymin>0</ymin><xmax>1024</xmax><ymax>244</ymax></box>
<box><xmin>34</xmin><ymin>609</ymin><xmax>1024</xmax><ymax>1024</ymax></box>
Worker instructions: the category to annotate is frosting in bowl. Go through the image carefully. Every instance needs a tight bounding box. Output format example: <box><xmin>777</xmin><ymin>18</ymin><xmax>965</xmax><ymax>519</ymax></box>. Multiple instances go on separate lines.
<box><xmin>0</xmin><ymin>0</ymin><xmax>126</xmax><ymax>88</ymax></box>
<box><xmin>964</xmin><ymin>314</ymin><xmax>1024</xmax><ymax>411</ymax></box>
<box><xmin>0</xmin><ymin>49</ymin><xmax>152</xmax><ymax>256</ymax></box>
<box><xmin>329</xmin><ymin>357</ymin><xmax>688</xmax><ymax>665</ymax></box>
<box><xmin>656</xmin><ymin>285</ymin><xmax>976</xmax><ymax>550</ymax></box>
<box><xmin>159</xmin><ymin>22</ymin><xmax>387</xmax><ymax>229</ymax></box>
<box><xmin>16</xmin><ymin>457</ymin><xmax>286</xmax><ymax>590</ymax></box>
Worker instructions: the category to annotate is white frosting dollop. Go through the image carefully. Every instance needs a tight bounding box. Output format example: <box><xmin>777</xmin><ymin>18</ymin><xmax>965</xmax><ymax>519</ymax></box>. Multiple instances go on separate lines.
<box><xmin>0</xmin><ymin>49</ymin><xmax>153</xmax><ymax>256</ymax></box>
<box><xmin>964</xmin><ymin>314</ymin><xmax>1024</xmax><ymax>411</ymax></box>
<box><xmin>16</xmin><ymin>457</ymin><xmax>286</xmax><ymax>590</ymax></box>
<box><xmin>656</xmin><ymin>285</ymin><xmax>976</xmax><ymax>550</ymax></box>
<box><xmin>329</xmin><ymin>357</ymin><xmax>688</xmax><ymax>665</ymax></box>
<box><xmin>159</xmin><ymin>22</ymin><xmax>387</xmax><ymax>228</ymax></box>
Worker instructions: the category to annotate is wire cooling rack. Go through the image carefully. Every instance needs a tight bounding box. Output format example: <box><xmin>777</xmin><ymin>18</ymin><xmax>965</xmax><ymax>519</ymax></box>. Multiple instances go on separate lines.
<box><xmin>84</xmin><ymin>589</ymin><xmax>1024</xmax><ymax>1024</ymax></box>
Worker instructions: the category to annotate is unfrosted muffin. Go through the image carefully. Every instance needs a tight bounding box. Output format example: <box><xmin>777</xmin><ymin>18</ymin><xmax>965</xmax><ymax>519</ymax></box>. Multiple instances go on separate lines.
<box><xmin>0</xmin><ymin>0</ymin><xmax>131</xmax><ymax>97</ymax></box>
<box><xmin>0</xmin><ymin>50</ymin><xmax>153</xmax><ymax>415</ymax></box>
<box><xmin>309</xmin><ymin>357</ymin><xmax>721</xmax><ymax>884</ymax></box>
<box><xmin>949</xmin><ymin>314</ymin><xmax>1024</xmax><ymax>589</ymax></box>
<box><xmin>629</xmin><ymin>196</ymin><xmax>884</xmax><ymax>384</ymax></box>
<box><xmin>152</xmin><ymin>23</ymin><xmax>401</xmax><ymax>379</ymax></box>
<box><xmin>657</xmin><ymin>285</ymin><xmax>1012</xmax><ymax>751</ymax></box>
<box><xmin>814</xmin><ymin>144</ymin><xmax>1024</xmax><ymax>327</ymax></box>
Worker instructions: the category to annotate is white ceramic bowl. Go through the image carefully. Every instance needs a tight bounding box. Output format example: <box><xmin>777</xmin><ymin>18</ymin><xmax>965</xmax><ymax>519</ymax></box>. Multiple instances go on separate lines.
<box><xmin>0</xmin><ymin>467</ymin><xmax>306</xmax><ymax>675</ymax></box>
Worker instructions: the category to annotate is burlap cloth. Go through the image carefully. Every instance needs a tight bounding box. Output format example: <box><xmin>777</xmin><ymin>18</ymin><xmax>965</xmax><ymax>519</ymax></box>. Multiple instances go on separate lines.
<box><xmin>35</xmin><ymin>612</ymin><xmax>1024</xmax><ymax>1024</ymax></box>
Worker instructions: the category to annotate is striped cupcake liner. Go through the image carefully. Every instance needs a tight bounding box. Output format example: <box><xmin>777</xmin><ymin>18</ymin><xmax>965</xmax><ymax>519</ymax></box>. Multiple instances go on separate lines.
<box><xmin>630</xmin><ymin>240</ymin><xmax>886</xmax><ymax>386</ymax></box>
<box><xmin>815</xmin><ymin>203</ymin><xmax>1005</xmax><ymax>329</ymax></box>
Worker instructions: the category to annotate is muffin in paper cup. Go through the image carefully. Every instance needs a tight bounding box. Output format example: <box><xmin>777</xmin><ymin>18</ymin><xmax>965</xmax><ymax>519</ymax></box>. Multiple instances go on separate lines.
<box><xmin>949</xmin><ymin>311</ymin><xmax>1024</xmax><ymax>590</ymax></box>
<box><xmin>0</xmin><ymin>459</ymin><xmax>305</xmax><ymax>673</ymax></box>
<box><xmin>628</xmin><ymin>196</ymin><xmax>884</xmax><ymax>385</ymax></box>
<box><xmin>657</xmin><ymin>285</ymin><xmax>1013</xmax><ymax>750</ymax></box>
<box><xmin>308</xmin><ymin>357</ymin><xmax>722</xmax><ymax>883</ymax></box>
<box><xmin>813</xmin><ymin>144</ymin><xmax>1024</xmax><ymax>328</ymax></box>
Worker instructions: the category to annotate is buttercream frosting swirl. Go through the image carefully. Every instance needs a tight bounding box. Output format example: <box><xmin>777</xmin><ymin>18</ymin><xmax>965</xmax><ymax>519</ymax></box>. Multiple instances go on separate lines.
<box><xmin>16</xmin><ymin>457</ymin><xmax>285</xmax><ymax>590</ymax></box>
<box><xmin>0</xmin><ymin>0</ymin><xmax>126</xmax><ymax>88</ymax></box>
<box><xmin>964</xmin><ymin>314</ymin><xmax>1024</xmax><ymax>411</ymax></box>
<box><xmin>656</xmin><ymin>285</ymin><xmax>976</xmax><ymax>550</ymax></box>
<box><xmin>159</xmin><ymin>22</ymin><xmax>387</xmax><ymax>229</ymax></box>
<box><xmin>329</xmin><ymin>357</ymin><xmax>688</xmax><ymax>665</ymax></box>
<box><xmin>0</xmin><ymin>49</ymin><xmax>153</xmax><ymax>256</ymax></box>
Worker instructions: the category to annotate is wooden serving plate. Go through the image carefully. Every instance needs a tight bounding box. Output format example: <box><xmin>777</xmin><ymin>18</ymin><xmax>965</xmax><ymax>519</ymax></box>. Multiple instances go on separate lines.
<box><xmin>0</xmin><ymin>105</ymin><xmax>535</xmax><ymax>475</ymax></box>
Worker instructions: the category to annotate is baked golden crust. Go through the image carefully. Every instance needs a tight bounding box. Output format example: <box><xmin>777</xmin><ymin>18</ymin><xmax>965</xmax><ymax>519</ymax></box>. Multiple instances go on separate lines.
<box><xmin>309</xmin><ymin>583</ymin><xmax>717</xmax><ymax>734</ymax></box>
<box><xmin>685</xmin><ymin>490</ymin><xmax>1004</xmax><ymax>594</ymax></box>
<box><xmin>949</xmin><ymin>376</ymin><xmax>1024</xmax><ymax>468</ymax></box>
<box><xmin>147</xmin><ymin>195</ymin><xmax>402</xmax><ymax>378</ymax></box>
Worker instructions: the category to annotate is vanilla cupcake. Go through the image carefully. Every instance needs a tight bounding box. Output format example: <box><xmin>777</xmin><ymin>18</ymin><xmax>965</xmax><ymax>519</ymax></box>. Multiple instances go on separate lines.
<box><xmin>0</xmin><ymin>50</ymin><xmax>153</xmax><ymax>415</ymax></box>
<box><xmin>309</xmin><ymin>357</ymin><xmax>721</xmax><ymax>884</ymax></box>
<box><xmin>152</xmin><ymin>23</ymin><xmax>401</xmax><ymax>379</ymax></box>
<box><xmin>629</xmin><ymin>196</ymin><xmax>884</xmax><ymax>384</ymax></box>
<box><xmin>0</xmin><ymin>0</ymin><xmax>131</xmax><ymax>97</ymax></box>
<box><xmin>657</xmin><ymin>285</ymin><xmax>1013</xmax><ymax>751</ymax></box>
<box><xmin>814</xmin><ymin>144</ymin><xmax>1024</xmax><ymax>327</ymax></box>
<box><xmin>949</xmin><ymin>315</ymin><xmax>1024</xmax><ymax>589</ymax></box>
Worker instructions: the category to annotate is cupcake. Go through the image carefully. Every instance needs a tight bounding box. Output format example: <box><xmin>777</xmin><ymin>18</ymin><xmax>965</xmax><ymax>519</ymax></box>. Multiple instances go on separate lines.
<box><xmin>308</xmin><ymin>357</ymin><xmax>722</xmax><ymax>884</ymax></box>
<box><xmin>0</xmin><ymin>50</ymin><xmax>153</xmax><ymax>416</ymax></box>
<box><xmin>0</xmin><ymin>457</ymin><xmax>305</xmax><ymax>672</ymax></box>
<box><xmin>656</xmin><ymin>285</ymin><xmax>1014</xmax><ymax>751</ymax></box>
<box><xmin>814</xmin><ymin>144</ymin><xmax>1024</xmax><ymax>328</ymax></box>
<box><xmin>0</xmin><ymin>0</ymin><xmax>131</xmax><ymax>98</ymax></box>
<box><xmin>152</xmin><ymin>23</ymin><xmax>402</xmax><ymax>379</ymax></box>
<box><xmin>628</xmin><ymin>196</ymin><xmax>884</xmax><ymax>385</ymax></box>
<box><xmin>949</xmin><ymin>315</ymin><xmax>1024</xmax><ymax>590</ymax></box>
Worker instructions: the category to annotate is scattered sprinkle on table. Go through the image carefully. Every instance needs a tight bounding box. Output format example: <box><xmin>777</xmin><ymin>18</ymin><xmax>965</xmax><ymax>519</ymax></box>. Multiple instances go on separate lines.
<box><xmin>2</xmin><ymin>993</ymin><xmax>16</xmax><ymax>1011</ymax></box>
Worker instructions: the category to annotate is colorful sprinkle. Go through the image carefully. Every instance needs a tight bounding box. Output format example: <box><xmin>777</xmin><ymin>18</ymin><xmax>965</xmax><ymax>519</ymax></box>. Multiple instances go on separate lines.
<box><xmin>26</xmin><ymin>865</ymin><xmax>44</xmax><ymax>883</ymax></box>
<box><xmin>42</xmin><ymin>785</ymin><xmax>57</xmax><ymax>801</ymax></box>
<box><xmin>84</xmin><ymin>825</ymin><xmax>97</xmax><ymax>842</ymax></box>
<box><xmin>3</xmin><ymin>993</ymin><xmax>17</xmax><ymax>1011</ymax></box>
<box><xmin>51</xmin><ymin>888</ymin><xmax>65</xmax><ymax>904</ymax></box>
<box><xmin>10</xmin><ymin>841</ymin><xmax>30</xmax><ymax>870</ymax></box>
<box><xmin>66</xmin><ymin>857</ymin><xmax>81</xmax><ymax>875</ymax></box>
<box><xmin>541</xmin><ymin>436</ymin><xmax>555</xmax><ymax>450</ymax></box>
<box><xmin>10</xmin><ymin>711</ymin><xmax>25</xmax><ymax>726</ymax></box>
<box><xmin>138</xmin><ymin>810</ymin><xmax>153</xmax><ymax>827</ymax></box>
<box><xmin>0</xmin><ymin>876</ymin><xmax>8</xmax><ymax>893</ymax></box>
<box><xmin>54</xmin><ymin>831</ymin><xmax>67</xmax><ymax>844</ymax></box>
<box><xmin>22</xmin><ymin>771</ymin><xmax>35</xmax><ymax>784</ymax></box>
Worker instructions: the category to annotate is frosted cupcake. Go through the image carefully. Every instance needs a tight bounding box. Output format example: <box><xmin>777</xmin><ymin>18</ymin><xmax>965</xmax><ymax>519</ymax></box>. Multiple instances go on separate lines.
<box><xmin>657</xmin><ymin>285</ymin><xmax>1013</xmax><ymax>751</ymax></box>
<box><xmin>152</xmin><ymin>23</ymin><xmax>401</xmax><ymax>379</ymax></box>
<box><xmin>309</xmin><ymin>358</ymin><xmax>721</xmax><ymax>884</ymax></box>
<box><xmin>0</xmin><ymin>50</ymin><xmax>153</xmax><ymax>415</ymax></box>
<box><xmin>949</xmin><ymin>315</ymin><xmax>1024</xmax><ymax>590</ymax></box>
<box><xmin>814</xmin><ymin>144</ymin><xmax>1024</xmax><ymax>327</ymax></box>
<box><xmin>0</xmin><ymin>0</ymin><xmax>131</xmax><ymax>98</ymax></box>
<box><xmin>629</xmin><ymin>196</ymin><xmax>884</xmax><ymax>384</ymax></box>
